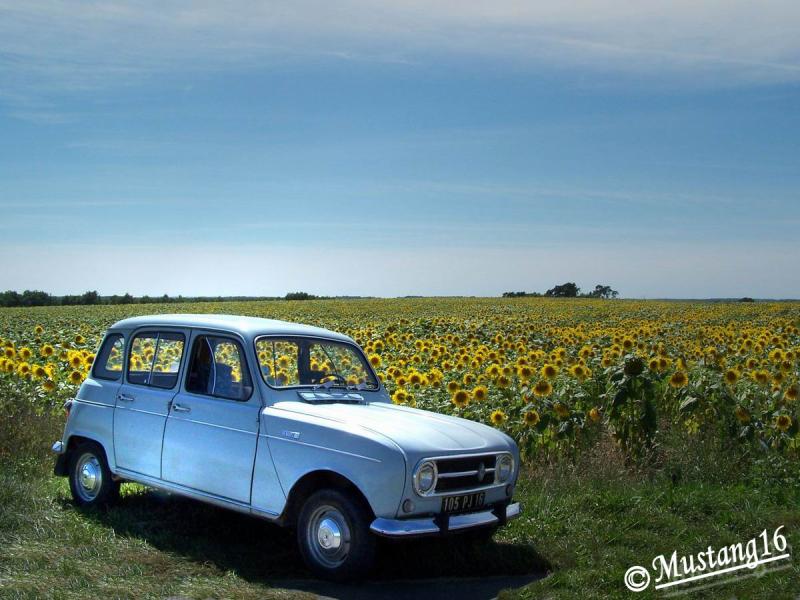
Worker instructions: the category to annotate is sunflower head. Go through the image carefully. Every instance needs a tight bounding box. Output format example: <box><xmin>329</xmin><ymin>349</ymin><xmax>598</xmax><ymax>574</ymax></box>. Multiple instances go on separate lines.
<box><xmin>724</xmin><ymin>369</ymin><xmax>740</xmax><ymax>385</ymax></box>
<box><xmin>785</xmin><ymin>385</ymin><xmax>798</xmax><ymax>403</ymax></box>
<box><xmin>472</xmin><ymin>385</ymin><xmax>488</xmax><ymax>402</ymax></box>
<box><xmin>540</xmin><ymin>364</ymin><xmax>559</xmax><ymax>380</ymax></box>
<box><xmin>523</xmin><ymin>410</ymin><xmax>540</xmax><ymax>427</ymax></box>
<box><xmin>734</xmin><ymin>406</ymin><xmax>750</xmax><ymax>424</ymax></box>
<box><xmin>533</xmin><ymin>380</ymin><xmax>553</xmax><ymax>397</ymax></box>
<box><xmin>669</xmin><ymin>371</ymin><xmax>688</xmax><ymax>388</ymax></box>
<box><xmin>775</xmin><ymin>414</ymin><xmax>792</xmax><ymax>432</ymax></box>
<box><xmin>490</xmin><ymin>409</ymin><xmax>506</xmax><ymax>426</ymax></box>
<box><xmin>623</xmin><ymin>356</ymin><xmax>645</xmax><ymax>377</ymax></box>
<box><xmin>588</xmin><ymin>407</ymin><xmax>601</xmax><ymax>423</ymax></box>
<box><xmin>451</xmin><ymin>389</ymin><xmax>469</xmax><ymax>409</ymax></box>
<box><xmin>69</xmin><ymin>370</ymin><xmax>84</xmax><ymax>385</ymax></box>
<box><xmin>554</xmin><ymin>403</ymin><xmax>570</xmax><ymax>419</ymax></box>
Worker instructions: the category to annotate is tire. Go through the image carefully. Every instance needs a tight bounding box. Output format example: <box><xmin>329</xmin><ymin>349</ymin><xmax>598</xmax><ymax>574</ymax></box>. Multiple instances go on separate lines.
<box><xmin>297</xmin><ymin>488</ymin><xmax>376</xmax><ymax>581</ymax></box>
<box><xmin>68</xmin><ymin>441</ymin><xmax>120</xmax><ymax>507</ymax></box>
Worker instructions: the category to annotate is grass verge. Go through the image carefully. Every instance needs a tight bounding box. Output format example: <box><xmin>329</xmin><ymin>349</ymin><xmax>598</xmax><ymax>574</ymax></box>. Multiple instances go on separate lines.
<box><xmin>1</xmin><ymin>413</ymin><xmax>798</xmax><ymax>598</ymax></box>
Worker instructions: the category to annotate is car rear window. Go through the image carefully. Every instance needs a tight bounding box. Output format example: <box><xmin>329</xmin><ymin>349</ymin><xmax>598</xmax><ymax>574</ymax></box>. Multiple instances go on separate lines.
<box><xmin>92</xmin><ymin>333</ymin><xmax>124</xmax><ymax>381</ymax></box>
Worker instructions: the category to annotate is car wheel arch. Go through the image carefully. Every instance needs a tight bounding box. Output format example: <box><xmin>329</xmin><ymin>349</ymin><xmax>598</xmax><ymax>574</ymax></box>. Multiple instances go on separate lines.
<box><xmin>63</xmin><ymin>435</ymin><xmax>115</xmax><ymax>472</ymax></box>
<box><xmin>281</xmin><ymin>470</ymin><xmax>374</xmax><ymax>527</ymax></box>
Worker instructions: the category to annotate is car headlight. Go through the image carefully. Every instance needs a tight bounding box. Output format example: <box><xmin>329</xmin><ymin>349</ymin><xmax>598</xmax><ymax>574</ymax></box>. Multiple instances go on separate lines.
<box><xmin>413</xmin><ymin>460</ymin><xmax>438</xmax><ymax>496</ymax></box>
<box><xmin>495</xmin><ymin>453</ymin><xmax>514</xmax><ymax>483</ymax></box>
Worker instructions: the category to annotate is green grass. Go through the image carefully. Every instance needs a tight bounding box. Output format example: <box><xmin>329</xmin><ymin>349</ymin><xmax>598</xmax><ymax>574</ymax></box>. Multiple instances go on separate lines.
<box><xmin>1</xmin><ymin>409</ymin><xmax>799</xmax><ymax>598</ymax></box>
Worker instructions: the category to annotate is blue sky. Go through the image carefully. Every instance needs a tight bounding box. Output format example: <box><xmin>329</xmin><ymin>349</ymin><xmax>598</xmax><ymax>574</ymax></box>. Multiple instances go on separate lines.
<box><xmin>1</xmin><ymin>1</ymin><xmax>799</xmax><ymax>298</ymax></box>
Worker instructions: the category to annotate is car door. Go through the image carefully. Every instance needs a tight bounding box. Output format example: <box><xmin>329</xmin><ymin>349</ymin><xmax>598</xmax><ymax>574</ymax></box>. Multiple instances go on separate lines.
<box><xmin>113</xmin><ymin>329</ymin><xmax>187</xmax><ymax>478</ymax></box>
<box><xmin>161</xmin><ymin>331</ymin><xmax>261</xmax><ymax>504</ymax></box>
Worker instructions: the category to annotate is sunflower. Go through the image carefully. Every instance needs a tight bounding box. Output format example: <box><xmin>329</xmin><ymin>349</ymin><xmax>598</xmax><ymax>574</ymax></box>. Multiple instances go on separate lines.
<box><xmin>734</xmin><ymin>406</ymin><xmax>750</xmax><ymax>424</ymax></box>
<box><xmin>34</xmin><ymin>325</ymin><xmax>44</xmax><ymax>335</ymax></box>
<box><xmin>75</xmin><ymin>334</ymin><xmax>85</xmax><ymax>345</ymax></box>
<box><xmin>753</xmin><ymin>370</ymin><xmax>770</xmax><ymax>385</ymax></box>
<box><xmin>472</xmin><ymin>385</ymin><xmax>488</xmax><ymax>402</ymax></box>
<box><xmin>554</xmin><ymin>403</ymin><xmax>570</xmax><ymax>419</ymax></box>
<box><xmin>3</xmin><ymin>347</ymin><xmax>14</xmax><ymax>359</ymax></box>
<box><xmin>16</xmin><ymin>362</ymin><xmax>31</xmax><ymax>377</ymax></box>
<box><xmin>451</xmin><ymin>389</ymin><xmax>469</xmax><ymax>408</ymax></box>
<box><xmin>19</xmin><ymin>347</ymin><xmax>32</xmax><ymax>360</ymax></box>
<box><xmin>540</xmin><ymin>364</ymin><xmax>559</xmax><ymax>380</ymax></box>
<box><xmin>446</xmin><ymin>380</ymin><xmax>459</xmax><ymax>393</ymax></box>
<box><xmin>32</xmin><ymin>365</ymin><xmax>46</xmax><ymax>379</ymax></box>
<box><xmin>724</xmin><ymin>368</ymin><xmax>740</xmax><ymax>385</ymax></box>
<box><xmin>69</xmin><ymin>370</ymin><xmax>84</xmax><ymax>385</ymax></box>
<box><xmin>517</xmin><ymin>365</ymin><xmax>533</xmax><ymax>381</ymax></box>
<box><xmin>588</xmin><ymin>407</ymin><xmax>601</xmax><ymax>423</ymax></box>
<box><xmin>669</xmin><ymin>371</ymin><xmax>688</xmax><ymax>388</ymax></box>
<box><xmin>490</xmin><ymin>409</ymin><xmax>506</xmax><ymax>426</ymax></box>
<box><xmin>529</xmin><ymin>380</ymin><xmax>550</xmax><ymax>398</ymax></box>
<box><xmin>569</xmin><ymin>364</ymin><xmax>588</xmax><ymax>381</ymax></box>
<box><xmin>42</xmin><ymin>379</ymin><xmax>56</xmax><ymax>393</ymax></box>
<box><xmin>40</xmin><ymin>344</ymin><xmax>54</xmax><ymax>357</ymax></box>
<box><xmin>368</xmin><ymin>354</ymin><xmax>381</xmax><ymax>368</ymax></box>
<box><xmin>523</xmin><ymin>410</ymin><xmax>540</xmax><ymax>427</ymax></box>
<box><xmin>785</xmin><ymin>385</ymin><xmax>798</xmax><ymax>403</ymax></box>
<box><xmin>392</xmin><ymin>389</ymin><xmax>408</xmax><ymax>404</ymax></box>
<box><xmin>775</xmin><ymin>414</ymin><xmax>792</xmax><ymax>432</ymax></box>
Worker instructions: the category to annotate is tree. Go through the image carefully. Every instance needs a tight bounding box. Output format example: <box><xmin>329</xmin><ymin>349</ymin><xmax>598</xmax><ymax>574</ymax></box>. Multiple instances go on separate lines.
<box><xmin>545</xmin><ymin>282</ymin><xmax>580</xmax><ymax>298</ymax></box>
<box><xmin>0</xmin><ymin>290</ymin><xmax>22</xmax><ymax>307</ymax></box>
<box><xmin>20</xmin><ymin>290</ymin><xmax>52</xmax><ymax>306</ymax></box>
<box><xmin>587</xmin><ymin>284</ymin><xmax>619</xmax><ymax>299</ymax></box>
<box><xmin>285</xmin><ymin>291</ymin><xmax>316</xmax><ymax>300</ymax></box>
<box><xmin>80</xmin><ymin>290</ymin><xmax>100</xmax><ymax>305</ymax></box>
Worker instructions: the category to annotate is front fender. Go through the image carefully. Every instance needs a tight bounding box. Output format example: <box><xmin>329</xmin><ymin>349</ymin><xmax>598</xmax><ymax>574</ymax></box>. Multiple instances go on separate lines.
<box><xmin>259</xmin><ymin>407</ymin><xmax>407</xmax><ymax>519</ymax></box>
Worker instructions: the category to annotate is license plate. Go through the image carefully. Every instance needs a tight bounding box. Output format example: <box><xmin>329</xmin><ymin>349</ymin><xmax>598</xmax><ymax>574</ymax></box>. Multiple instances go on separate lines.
<box><xmin>441</xmin><ymin>491</ymin><xmax>486</xmax><ymax>514</ymax></box>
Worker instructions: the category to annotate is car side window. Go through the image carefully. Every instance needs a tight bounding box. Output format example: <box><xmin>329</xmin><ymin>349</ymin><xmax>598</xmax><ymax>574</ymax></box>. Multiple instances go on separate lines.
<box><xmin>127</xmin><ymin>332</ymin><xmax>185</xmax><ymax>388</ymax></box>
<box><xmin>92</xmin><ymin>333</ymin><xmax>124</xmax><ymax>381</ymax></box>
<box><xmin>185</xmin><ymin>335</ymin><xmax>253</xmax><ymax>401</ymax></box>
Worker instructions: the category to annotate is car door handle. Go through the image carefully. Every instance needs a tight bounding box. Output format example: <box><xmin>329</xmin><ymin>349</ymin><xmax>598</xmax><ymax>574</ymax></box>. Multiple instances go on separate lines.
<box><xmin>172</xmin><ymin>403</ymin><xmax>191</xmax><ymax>413</ymax></box>
<box><xmin>117</xmin><ymin>393</ymin><xmax>135</xmax><ymax>402</ymax></box>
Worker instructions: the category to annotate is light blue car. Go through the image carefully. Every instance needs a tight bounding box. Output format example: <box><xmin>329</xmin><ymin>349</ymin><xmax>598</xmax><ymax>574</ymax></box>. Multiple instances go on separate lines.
<box><xmin>52</xmin><ymin>314</ymin><xmax>521</xmax><ymax>580</ymax></box>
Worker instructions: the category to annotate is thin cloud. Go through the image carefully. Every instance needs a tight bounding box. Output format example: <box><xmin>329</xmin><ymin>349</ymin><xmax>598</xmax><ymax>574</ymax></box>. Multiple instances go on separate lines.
<box><xmin>1</xmin><ymin>0</ymin><xmax>799</xmax><ymax>107</ymax></box>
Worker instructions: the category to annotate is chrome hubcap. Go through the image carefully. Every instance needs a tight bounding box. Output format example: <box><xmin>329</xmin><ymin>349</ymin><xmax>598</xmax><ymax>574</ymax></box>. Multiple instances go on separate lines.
<box><xmin>74</xmin><ymin>453</ymin><xmax>102</xmax><ymax>501</ymax></box>
<box><xmin>307</xmin><ymin>505</ymin><xmax>351</xmax><ymax>568</ymax></box>
<box><xmin>317</xmin><ymin>517</ymin><xmax>342</xmax><ymax>550</ymax></box>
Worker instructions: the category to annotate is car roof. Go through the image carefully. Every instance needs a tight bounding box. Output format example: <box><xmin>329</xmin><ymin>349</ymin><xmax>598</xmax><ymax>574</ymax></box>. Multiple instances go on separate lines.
<box><xmin>109</xmin><ymin>313</ymin><xmax>353</xmax><ymax>343</ymax></box>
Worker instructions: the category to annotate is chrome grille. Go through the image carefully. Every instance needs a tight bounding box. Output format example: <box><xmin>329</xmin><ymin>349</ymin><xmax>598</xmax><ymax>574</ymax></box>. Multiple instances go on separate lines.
<box><xmin>434</xmin><ymin>454</ymin><xmax>497</xmax><ymax>493</ymax></box>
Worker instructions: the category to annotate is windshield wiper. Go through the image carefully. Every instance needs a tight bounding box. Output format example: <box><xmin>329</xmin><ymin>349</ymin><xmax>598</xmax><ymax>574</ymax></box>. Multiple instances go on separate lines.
<box><xmin>313</xmin><ymin>375</ymin><xmax>349</xmax><ymax>391</ymax></box>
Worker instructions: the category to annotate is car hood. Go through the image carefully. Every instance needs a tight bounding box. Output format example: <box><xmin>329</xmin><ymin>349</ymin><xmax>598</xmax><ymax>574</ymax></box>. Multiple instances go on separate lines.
<box><xmin>271</xmin><ymin>400</ymin><xmax>514</xmax><ymax>459</ymax></box>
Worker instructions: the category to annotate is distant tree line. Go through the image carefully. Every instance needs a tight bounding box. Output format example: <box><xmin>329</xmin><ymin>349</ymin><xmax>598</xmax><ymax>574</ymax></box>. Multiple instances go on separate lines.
<box><xmin>0</xmin><ymin>290</ymin><xmax>331</xmax><ymax>307</ymax></box>
<box><xmin>503</xmin><ymin>282</ymin><xmax>619</xmax><ymax>299</ymax></box>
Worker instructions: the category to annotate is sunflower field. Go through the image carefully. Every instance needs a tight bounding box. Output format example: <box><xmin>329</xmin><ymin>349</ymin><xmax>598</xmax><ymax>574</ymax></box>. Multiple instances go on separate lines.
<box><xmin>2</xmin><ymin>298</ymin><xmax>799</xmax><ymax>464</ymax></box>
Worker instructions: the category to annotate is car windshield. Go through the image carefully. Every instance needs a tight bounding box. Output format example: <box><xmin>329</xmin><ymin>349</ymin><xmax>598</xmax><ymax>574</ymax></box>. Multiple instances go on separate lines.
<box><xmin>255</xmin><ymin>337</ymin><xmax>379</xmax><ymax>390</ymax></box>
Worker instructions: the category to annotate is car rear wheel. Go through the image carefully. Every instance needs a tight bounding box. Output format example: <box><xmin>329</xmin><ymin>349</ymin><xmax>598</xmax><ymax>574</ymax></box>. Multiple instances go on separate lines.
<box><xmin>68</xmin><ymin>442</ymin><xmax>119</xmax><ymax>507</ymax></box>
<box><xmin>297</xmin><ymin>489</ymin><xmax>376</xmax><ymax>581</ymax></box>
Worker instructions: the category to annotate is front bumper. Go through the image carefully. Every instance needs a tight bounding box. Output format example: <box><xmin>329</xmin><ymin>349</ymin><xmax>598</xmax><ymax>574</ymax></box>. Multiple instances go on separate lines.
<box><xmin>370</xmin><ymin>501</ymin><xmax>521</xmax><ymax>538</ymax></box>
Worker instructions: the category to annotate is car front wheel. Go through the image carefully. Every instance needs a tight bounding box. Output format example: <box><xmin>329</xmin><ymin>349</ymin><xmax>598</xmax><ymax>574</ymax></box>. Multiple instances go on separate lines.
<box><xmin>297</xmin><ymin>489</ymin><xmax>376</xmax><ymax>581</ymax></box>
<box><xmin>68</xmin><ymin>442</ymin><xmax>120</xmax><ymax>507</ymax></box>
